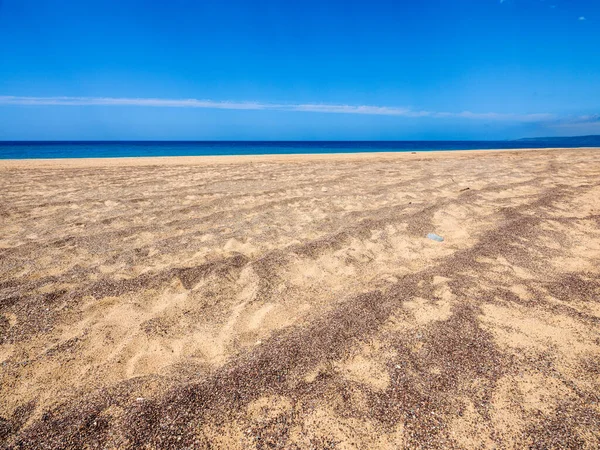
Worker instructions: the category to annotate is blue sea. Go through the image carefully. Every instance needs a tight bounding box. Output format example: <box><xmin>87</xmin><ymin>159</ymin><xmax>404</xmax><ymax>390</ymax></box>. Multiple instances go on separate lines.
<box><xmin>0</xmin><ymin>139</ymin><xmax>598</xmax><ymax>159</ymax></box>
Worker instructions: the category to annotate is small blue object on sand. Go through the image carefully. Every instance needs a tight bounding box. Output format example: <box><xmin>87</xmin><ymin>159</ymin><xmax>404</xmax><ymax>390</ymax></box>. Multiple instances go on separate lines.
<box><xmin>427</xmin><ymin>233</ymin><xmax>444</xmax><ymax>242</ymax></box>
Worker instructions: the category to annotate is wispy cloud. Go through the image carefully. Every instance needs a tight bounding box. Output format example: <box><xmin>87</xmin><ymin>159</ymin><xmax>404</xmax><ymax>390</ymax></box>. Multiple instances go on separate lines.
<box><xmin>0</xmin><ymin>95</ymin><xmax>555</xmax><ymax>122</ymax></box>
<box><xmin>579</xmin><ymin>16</ymin><xmax>586</xmax><ymax>21</ymax></box>
<box><xmin>549</xmin><ymin>114</ymin><xmax>600</xmax><ymax>127</ymax></box>
<box><xmin>0</xmin><ymin>96</ymin><xmax>267</xmax><ymax>110</ymax></box>
<box><xmin>574</xmin><ymin>114</ymin><xmax>600</xmax><ymax>123</ymax></box>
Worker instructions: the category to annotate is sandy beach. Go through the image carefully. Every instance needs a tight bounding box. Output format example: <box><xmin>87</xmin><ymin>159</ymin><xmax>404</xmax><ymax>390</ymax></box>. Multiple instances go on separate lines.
<box><xmin>1</xmin><ymin>147</ymin><xmax>600</xmax><ymax>448</ymax></box>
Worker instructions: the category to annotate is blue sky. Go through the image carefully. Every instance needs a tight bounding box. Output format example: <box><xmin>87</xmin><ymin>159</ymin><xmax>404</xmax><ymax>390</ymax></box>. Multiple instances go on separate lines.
<box><xmin>0</xmin><ymin>0</ymin><xmax>598</xmax><ymax>140</ymax></box>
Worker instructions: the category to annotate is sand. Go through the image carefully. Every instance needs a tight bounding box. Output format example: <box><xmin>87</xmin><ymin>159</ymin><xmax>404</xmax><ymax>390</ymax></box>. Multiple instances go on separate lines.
<box><xmin>1</xmin><ymin>147</ymin><xmax>599</xmax><ymax>449</ymax></box>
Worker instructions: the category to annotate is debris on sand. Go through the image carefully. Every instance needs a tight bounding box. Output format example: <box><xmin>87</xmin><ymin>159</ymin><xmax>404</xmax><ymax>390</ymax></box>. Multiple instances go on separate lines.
<box><xmin>426</xmin><ymin>233</ymin><xmax>444</xmax><ymax>242</ymax></box>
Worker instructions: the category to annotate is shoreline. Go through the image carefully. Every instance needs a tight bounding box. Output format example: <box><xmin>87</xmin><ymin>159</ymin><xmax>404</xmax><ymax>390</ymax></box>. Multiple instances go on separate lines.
<box><xmin>1</xmin><ymin>146</ymin><xmax>598</xmax><ymax>168</ymax></box>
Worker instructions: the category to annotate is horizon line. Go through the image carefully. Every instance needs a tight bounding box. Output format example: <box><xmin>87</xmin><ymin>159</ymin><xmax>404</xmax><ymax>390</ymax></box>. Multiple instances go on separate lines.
<box><xmin>1</xmin><ymin>135</ymin><xmax>598</xmax><ymax>143</ymax></box>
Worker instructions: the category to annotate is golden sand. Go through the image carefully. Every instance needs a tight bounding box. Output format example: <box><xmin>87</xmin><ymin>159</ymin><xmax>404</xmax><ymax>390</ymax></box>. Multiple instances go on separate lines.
<box><xmin>1</xmin><ymin>148</ymin><xmax>600</xmax><ymax>448</ymax></box>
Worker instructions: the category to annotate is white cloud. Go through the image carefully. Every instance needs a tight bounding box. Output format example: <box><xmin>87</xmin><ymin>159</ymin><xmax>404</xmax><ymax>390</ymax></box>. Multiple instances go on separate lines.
<box><xmin>550</xmin><ymin>114</ymin><xmax>600</xmax><ymax>126</ymax></box>
<box><xmin>538</xmin><ymin>114</ymin><xmax>600</xmax><ymax>133</ymax></box>
<box><xmin>0</xmin><ymin>96</ymin><xmax>267</xmax><ymax>110</ymax></box>
<box><xmin>285</xmin><ymin>103</ymin><xmax>416</xmax><ymax>116</ymax></box>
<box><xmin>579</xmin><ymin>16</ymin><xmax>586</xmax><ymax>20</ymax></box>
<box><xmin>0</xmin><ymin>95</ymin><xmax>556</xmax><ymax>122</ymax></box>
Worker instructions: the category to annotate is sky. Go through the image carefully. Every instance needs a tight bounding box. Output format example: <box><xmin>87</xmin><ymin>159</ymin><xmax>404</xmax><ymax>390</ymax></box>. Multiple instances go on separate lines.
<box><xmin>0</xmin><ymin>0</ymin><xmax>599</xmax><ymax>140</ymax></box>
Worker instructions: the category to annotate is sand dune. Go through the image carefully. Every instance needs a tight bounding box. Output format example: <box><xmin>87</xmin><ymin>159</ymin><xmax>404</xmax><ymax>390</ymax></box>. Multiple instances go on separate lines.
<box><xmin>1</xmin><ymin>148</ymin><xmax>600</xmax><ymax>448</ymax></box>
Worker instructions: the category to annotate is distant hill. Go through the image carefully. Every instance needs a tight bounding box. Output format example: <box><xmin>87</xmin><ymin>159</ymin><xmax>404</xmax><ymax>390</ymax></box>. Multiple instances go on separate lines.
<box><xmin>513</xmin><ymin>135</ymin><xmax>600</xmax><ymax>146</ymax></box>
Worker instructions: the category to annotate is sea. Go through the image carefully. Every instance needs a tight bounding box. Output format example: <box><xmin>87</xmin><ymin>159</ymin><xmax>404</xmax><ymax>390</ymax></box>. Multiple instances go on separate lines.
<box><xmin>0</xmin><ymin>139</ymin><xmax>599</xmax><ymax>159</ymax></box>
